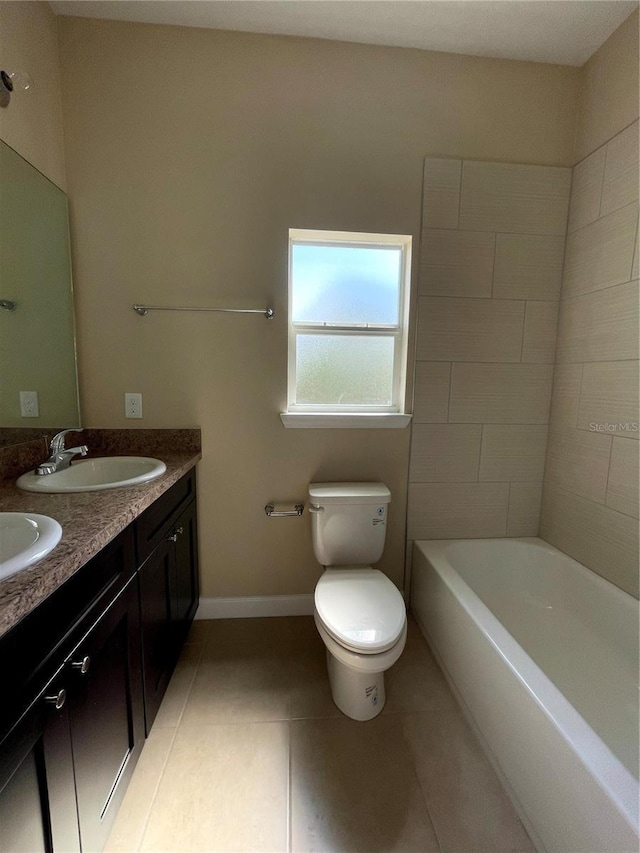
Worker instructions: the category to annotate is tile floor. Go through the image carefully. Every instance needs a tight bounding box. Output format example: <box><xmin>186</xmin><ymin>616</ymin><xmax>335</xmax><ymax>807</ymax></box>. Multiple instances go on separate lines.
<box><xmin>105</xmin><ymin>615</ymin><xmax>534</xmax><ymax>853</ymax></box>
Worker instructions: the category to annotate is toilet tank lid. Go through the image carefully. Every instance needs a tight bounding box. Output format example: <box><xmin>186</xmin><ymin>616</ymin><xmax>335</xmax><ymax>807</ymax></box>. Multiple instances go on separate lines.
<box><xmin>308</xmin><ymin>482</ymin><xmax>391</xmax><ymax>504</ymax></box>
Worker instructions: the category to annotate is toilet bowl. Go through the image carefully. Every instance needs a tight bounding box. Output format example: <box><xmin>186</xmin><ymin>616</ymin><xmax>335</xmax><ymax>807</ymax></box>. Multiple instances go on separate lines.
<box><xmin>314</xmin><ymin>569</ymin><xmax>407</xmax><ymax>720</ymax></box>
<box><xmin>309</xmin><ymin>483</ymin><xmax>407</xmax><ymax>721</ymax></box>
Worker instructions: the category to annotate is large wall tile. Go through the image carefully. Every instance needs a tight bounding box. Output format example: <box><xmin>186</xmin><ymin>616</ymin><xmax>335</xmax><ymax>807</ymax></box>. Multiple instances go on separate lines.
<box><xmin>408</xmin><ymin>482</ymin><xmax>509</xmax><ymax>539</ymax></box>
<box><xmin>540</xmin><ymin>484</ymin><xmax>639</xmax><ymax>597</ymax></box>
<box><xmin>413</xmin><ymin>362</ymin><xmax>451</xmax><ymax>423</ymax></box>
<box><xmin>419</xmin><ymin>229</ymin><xmax>495</xmax><ymax>297</ymax></box>
<box><xmin>567</xmin><ymin>147</ymin><xmax>606</xmax><ymax>233</ymax></box>
<box><xmin>600</xmin><ymin>120</ymin><xmax>640</xmax><ymax>217</ymax></box>
<box><xmin>521</xmin><ymin>301</ymin><xmax>558</xmax><ymax>363</ymax></box>
<box><xmin>507</xmin><ymin>482</ymin><xmax>543</xmax><ymax>536</ymax></box>
<box><xmin>493</xmin><ymin>234</ymin><xmax>565</xmax><ymax>301</ymax></box>
<box><xmin>632</xmin><ymin>220</ymin><xmax>639</xmax><ymax>279</ymax></box>
<box><xmin>562</xmin><ymin>202</ymin><xmax>638</xmax><ymax>298</ymax></box>
<box><xmin>410</xmin><ymin>155</ymin><xmax>574</xmax><ymax>547</ymax></box>
<box><xmin>606</xmin><ymin>438</ymin><xmax>639</xmax><ymax>518</ymax></box>
<box><xmin>548</xmin><ymin>363</ymin><xmax>582</xmax><ymax>429</ymax></box>
<box><xmin>458</xmin><ymin>161</ymin><xmax>571</xmax><ymax>236</ymax></box>
<box><xmin>479</xmin><ymin>425</ymin><xmax>548</xmax><ymax>482</ymax></box>
<box><xmin>417</xmin><ymin>297</ymin><xmax>524</xmax><ymax>362</ymax></box>
<box><xmin>555</xmin><ymin>280</ymin><xmax>639</xmax><ymax>363</ymax></box>
<box><xmin>577</xmin><ymin>360</ymin><xmax>639</xmax><ymax>439</ymax></box>
<box><xmin>422</xmin><ymin>158</ymin><xmax>462</xmax><ymax>230</ymax></box>
<box><xmin>533</xmin><ymin>120</ymin><xmax>638</xmax><ymax>592</ymax></box>
<box><xmin>409</xmin><ymin>424</ymin><xmax>481</xmax><ymax>482</ymax></box>
<box><xmin>544</xmin><ymin>427</ymin><xmax>612</xmax><ymax>503</ymax></box>
<box><xmin>449</xmin><ymin>364</ymin><xmax>553</xmax><ymax>424</ymax></box>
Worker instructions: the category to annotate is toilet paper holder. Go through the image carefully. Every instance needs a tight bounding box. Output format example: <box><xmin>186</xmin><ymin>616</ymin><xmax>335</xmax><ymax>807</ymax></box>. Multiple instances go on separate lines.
<box><xmin>264</xmin><ymin>503</ymin><xmax>305</xmax><ymax>518</ymax></box>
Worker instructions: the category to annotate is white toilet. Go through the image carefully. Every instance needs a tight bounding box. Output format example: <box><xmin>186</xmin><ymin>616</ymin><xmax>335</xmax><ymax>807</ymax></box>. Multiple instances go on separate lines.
<box><xmin>308</xmin><ymin>482</ymin><xmax>407</xmax><ymax>721</ymax></box>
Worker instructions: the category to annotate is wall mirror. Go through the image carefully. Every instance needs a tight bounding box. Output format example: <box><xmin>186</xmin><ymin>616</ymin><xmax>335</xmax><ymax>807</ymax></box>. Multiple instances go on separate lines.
<box><xmin>0</xmin><ymin>139</ymin><xmax>80</xmax><ymax>448</ymax></box>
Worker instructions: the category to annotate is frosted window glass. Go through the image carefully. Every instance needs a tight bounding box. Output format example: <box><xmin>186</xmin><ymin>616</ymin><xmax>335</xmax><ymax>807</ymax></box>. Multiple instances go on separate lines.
<box><xmin>291</xmin><ymin>244</ymin><xmax>401</xmax><ymax>325</ymax></box>
<box><xmin>296</xmin><ymin>335</ymin><xmax>395</xmax><ymax>405</ymax></box>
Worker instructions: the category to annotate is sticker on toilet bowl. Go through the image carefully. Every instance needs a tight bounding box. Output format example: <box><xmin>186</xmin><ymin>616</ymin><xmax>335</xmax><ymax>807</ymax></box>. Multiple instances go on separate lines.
<box><xmin>365</xmin><ymin>683</ymin><xmax>379</xmax><ymax>706</ymax></box>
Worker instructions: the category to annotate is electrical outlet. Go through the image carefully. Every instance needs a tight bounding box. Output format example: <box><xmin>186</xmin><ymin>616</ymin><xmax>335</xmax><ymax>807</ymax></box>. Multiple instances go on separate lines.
<box><xmin>124</xmin><ymin>392</ymin><xmax>143</xmax><ymax>419</ymax></box>
<box><xmin>19</xmin><ymin>390</ymin><xmax>39</xmax><ymax>418</ymax></box>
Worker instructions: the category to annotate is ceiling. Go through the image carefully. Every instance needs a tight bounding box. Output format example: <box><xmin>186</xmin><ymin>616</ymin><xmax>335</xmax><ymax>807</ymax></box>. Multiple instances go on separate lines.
<box><xmin>50</xmin><ymin>1</ymin><xmax>637</xmax><ymax>66</ymax></box>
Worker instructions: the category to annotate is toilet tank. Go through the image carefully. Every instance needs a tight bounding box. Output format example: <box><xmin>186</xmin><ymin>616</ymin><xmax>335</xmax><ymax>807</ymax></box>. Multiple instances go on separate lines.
<box><xmin>308</xmin><ymin>482</ymin><xmax>391</xmax><ymax>567</ymax></box>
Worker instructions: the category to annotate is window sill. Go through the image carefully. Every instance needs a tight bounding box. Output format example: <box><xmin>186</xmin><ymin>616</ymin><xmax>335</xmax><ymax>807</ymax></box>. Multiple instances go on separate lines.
<box><xmin>280</xmin><ymin>413</ymin><xmax>412</xmax><ymax>429</ymax></box>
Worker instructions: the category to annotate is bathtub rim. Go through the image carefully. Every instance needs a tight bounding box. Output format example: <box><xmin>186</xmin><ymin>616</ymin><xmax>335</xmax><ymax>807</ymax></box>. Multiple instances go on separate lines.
<box><xmin>412</xmin><ymin>536</ymin><xmax>639</xmax><ymax>835</ymax></box>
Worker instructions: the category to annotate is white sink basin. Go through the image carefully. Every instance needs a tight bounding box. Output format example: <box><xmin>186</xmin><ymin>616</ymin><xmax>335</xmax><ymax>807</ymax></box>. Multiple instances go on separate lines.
<box><xmin>0</xmin><ymin>513</ymin><xmax>63</xmax><ymax>581</ymax></box>
<box><xmin>16</xmin><ymin>456</ymin><xmax>167</xmax><ymax>493</ymax></box>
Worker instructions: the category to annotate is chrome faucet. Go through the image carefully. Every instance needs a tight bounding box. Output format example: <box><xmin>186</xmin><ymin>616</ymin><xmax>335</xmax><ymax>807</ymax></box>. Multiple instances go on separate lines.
<box><xmin>35</xmin><ymin>429</ymin><xmax>89</xmax><ymax>476</ymax></box>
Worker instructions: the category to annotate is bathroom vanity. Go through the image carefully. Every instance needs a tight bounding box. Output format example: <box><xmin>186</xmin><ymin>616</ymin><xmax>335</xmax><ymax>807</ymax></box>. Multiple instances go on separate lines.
<box><xmin>0</xmin><ymin>433</ymin><xmax>200</xmax><ymax>852</ymax></box>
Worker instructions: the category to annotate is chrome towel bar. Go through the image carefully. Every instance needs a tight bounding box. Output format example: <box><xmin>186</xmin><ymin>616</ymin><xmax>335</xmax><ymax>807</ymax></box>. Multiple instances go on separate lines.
<box><xmin>265</xmin><ymin>503</ymin><xmax>305</xmax><ymax>518</ymax></box>
<box><xmin>133</xmin><ymin>304</ymin><xmax>274</xmax><ymax>319</ymax></box>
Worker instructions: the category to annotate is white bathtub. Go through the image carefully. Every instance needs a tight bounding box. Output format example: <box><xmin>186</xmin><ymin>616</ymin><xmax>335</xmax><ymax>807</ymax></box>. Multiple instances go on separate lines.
<box><xmin>411</xmin><ymin>537</ymin><xmax>639</xmax><ymax>853</ymax></box>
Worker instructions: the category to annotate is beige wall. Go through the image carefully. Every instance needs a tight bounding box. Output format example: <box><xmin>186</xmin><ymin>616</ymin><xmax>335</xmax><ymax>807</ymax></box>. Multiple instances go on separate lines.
<box><xmin>540</xmin><ymin>13</ymin><xmax>639</xmax><ymax>597</ymax></box>
<box><xmin>408</xmin><ymin>158</ymin><xmax>570</xmax><ymax>542</ymax></box>
<box><xmin>574</xmin><ymin>9</ymin><xmax>639</xmax><ymax>164</ymax></box>
<box><xmin>57</xmin><ymin>16</ymin><xmax>580</xmax><ymax>600</ymax></box>
<box><xmin>0</xmin><ymin>1</ymin><xmax>66</xmax><ymax>189</ymax></box>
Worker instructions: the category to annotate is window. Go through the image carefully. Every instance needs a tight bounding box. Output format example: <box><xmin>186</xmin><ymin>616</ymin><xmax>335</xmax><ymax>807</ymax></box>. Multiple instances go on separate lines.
<box><xmin>282</xmin><ymin>229</ymin><xmax>412</xmax><ymax>428</ymax></box>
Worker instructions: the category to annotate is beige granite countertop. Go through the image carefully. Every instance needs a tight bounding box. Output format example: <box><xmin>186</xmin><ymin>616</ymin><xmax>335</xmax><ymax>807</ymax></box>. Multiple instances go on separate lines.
<box><xmin>0</xmin><ymin>430</ymin><xmax>201</xmax><ymax>639</ymax></box>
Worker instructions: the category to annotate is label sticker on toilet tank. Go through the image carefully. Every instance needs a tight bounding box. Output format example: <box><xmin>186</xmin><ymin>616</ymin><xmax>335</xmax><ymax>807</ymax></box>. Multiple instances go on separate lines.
<box><xmin>373</xmin><ymin>506</ymin><xmax>386</xmax><ymax>525</ymax></box>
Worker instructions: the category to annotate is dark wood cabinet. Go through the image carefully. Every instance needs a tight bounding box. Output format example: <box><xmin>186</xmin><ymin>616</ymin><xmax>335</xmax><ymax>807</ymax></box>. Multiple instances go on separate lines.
<box><xmin>0</xmin><ymin>670</ymin><xmax>80</xmax><ymax>853</ymax></box>
<box><xmin>173</xmin><ymin>498</ymin><xmax>199</xmax><ymax>642</ymax></box>
<box><xmin>0</xmin><ymin>529</ymin><xmax>144</xmax><ymax>853</ymax></box>
<box><xmin>138</xmin><ymin>472</ymin><xmax>199</xmax><ymax>732</ymax></box>
<box><xmin>138</xmin><ymin>536</ymin><xmax>175</xmax><ymax>731</ymax></box>
<box><xmin>0</xmin><ymin>466</ymin><xmax>199</xmax><ymax>852</ymax></box>
<box><xmin>66</xmin><ymin>577</ymin><xmax>144</xmax><ymax>853</ymax></box>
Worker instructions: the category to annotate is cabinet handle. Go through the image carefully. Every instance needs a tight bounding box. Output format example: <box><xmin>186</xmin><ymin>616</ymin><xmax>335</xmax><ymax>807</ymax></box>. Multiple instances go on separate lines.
<box><xmin>71</xmin><ymin>655</ymin><xmax>91</xmax><ymax>675</ymax></box>
<box><xmin>45</xmin><ymin>688</ymin><xmax>67</xmax><ymax>710</ymax></box>
<box><xmin>167</xmin><ymin>526</ymin><xmax>184</xmax><ymax>543</ymax></box>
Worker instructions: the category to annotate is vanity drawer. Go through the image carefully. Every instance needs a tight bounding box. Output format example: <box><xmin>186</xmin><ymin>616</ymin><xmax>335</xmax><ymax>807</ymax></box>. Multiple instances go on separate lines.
<box><xmin>135</xmin><ymin>469</ymin><xmax>196</xmax><ymax>561</ymax></box>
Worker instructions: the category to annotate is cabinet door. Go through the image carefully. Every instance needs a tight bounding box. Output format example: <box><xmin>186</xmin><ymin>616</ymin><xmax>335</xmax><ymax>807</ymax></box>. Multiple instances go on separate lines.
<box><xmin>67</xmin><ymin>578</ymin><xmax>144</xmax><ymax>853</ymax></box>
<box><xmin>139</xmin><ymin>536</ymin><xmax>176</xmax><ymax>733</ymax></box>
<box><xmin>173</xmin><ymin>500</ymin><xmax>199</xmax><ymax>644</ymax></box>
<box><xmin>0</xmin><ymin>677</ymin><xmax>80</xmax><ymax>853</ymax></box>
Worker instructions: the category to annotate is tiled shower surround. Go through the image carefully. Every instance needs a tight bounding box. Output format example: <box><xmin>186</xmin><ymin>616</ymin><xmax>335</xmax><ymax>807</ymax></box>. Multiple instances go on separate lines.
<box><xmin>408</xmin><ymin>157</ymin><xmax>571</xmax><ymax>541</ymax></box>
<box><xmin>540</xmin><ymin>119</ymin><xmax>639</xmax><ymax>598</ymax></box>
<box><xmin>409</xmin><ymin>139</ymin><xmax>639</xmax><ymax>600</ymax></box>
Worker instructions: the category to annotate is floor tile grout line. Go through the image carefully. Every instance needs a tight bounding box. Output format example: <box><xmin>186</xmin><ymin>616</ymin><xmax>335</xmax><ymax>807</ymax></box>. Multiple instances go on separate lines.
<box><xmin>173</xmin><ymin>641</ymin><xmax>206</xmax><ymax>728</ymax></box>
<box><xmin>135</xmin><ymin>725</ymin><xmax>180</xmax><ymax>853</ymax></box>
<box><xmin>397</xmin><ymin>710</ymin><xmax>445</xmax><ymax>853</ymax></box>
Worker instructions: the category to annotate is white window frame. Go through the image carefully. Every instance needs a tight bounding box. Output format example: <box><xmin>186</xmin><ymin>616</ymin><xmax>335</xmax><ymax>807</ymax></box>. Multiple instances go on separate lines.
<box><xmin>281</xmin><ymin>228</ymin><xmax>412</xmax><ymax>428</ymax></box>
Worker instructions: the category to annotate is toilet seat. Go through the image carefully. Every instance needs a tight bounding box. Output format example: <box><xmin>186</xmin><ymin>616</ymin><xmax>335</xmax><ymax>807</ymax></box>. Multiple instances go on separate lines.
<box><xmin>314</xmin><ymin>569</ymin><xmax>406</xmax><ymax>654</ymax></box>
<box><xmin>314</xmin><ymin>613</ymin><xmax>407</xmax><ymax>674</ymax></box>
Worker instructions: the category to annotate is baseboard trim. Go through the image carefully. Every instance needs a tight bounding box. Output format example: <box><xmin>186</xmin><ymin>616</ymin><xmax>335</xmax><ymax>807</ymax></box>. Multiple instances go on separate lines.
<box><xmin>195</xmin><ymin>594</ymin><xmax>315</xmax><ymax>620</ymax></box>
